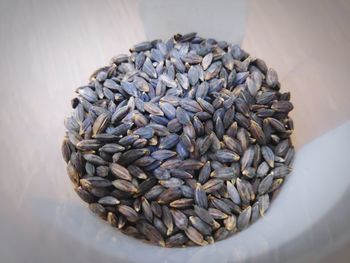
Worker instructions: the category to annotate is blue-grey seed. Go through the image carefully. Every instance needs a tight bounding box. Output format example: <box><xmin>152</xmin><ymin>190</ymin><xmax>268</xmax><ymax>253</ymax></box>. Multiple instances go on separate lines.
<box><xmin>194</xmin><ymin>183</ymin><xmax>208</xmax><ymax>208</ymax></box>
<box><xmin>180</xmin><ymin>98</ymin><xmax>202</xmax><ymax>113</ymax></box>
<box><xmin>144</xmin><ymin>102</ymin><xmax>164</xmax><ymax>116</ymax></box>
<box><xmin>176</xmin><ymin>107</ymin><xmax>191</xmax><ymax>125</ymax></box>
<box><xmin>226</xmin><ymin>181</ymin><xmax>241</xmax><ymax>205</ymax></box>
<box><xmin>176</xmin><ymin>73</ymin><xmax>189</xmax><ymax>90</ymax></box>
<box><xmin>160</xmin><ymin>102</ymin><xmax>176</xmax><ymax>119</ymax></box>
<box><xmin>133</xmin><ymin>126</ymin><xmax>154</xmax><ymax>139</ymax></box>
<box><xmin>237</xmin><ymin>206</ymin><xmax>251</xmax><ymax>230</ymax></box>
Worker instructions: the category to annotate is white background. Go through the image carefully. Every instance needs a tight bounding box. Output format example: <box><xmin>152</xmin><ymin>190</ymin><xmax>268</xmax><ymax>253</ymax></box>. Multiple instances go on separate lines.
<box><xmin>1</xmin><ymin>0</ymin><xmax>350</xmax><ymax>262</ymax></box>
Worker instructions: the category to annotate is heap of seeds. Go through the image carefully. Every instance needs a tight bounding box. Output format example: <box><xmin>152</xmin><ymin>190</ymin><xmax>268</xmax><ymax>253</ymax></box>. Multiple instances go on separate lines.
<box><xmin>62</xmin><ymin>33</ymin><xmax>294</xmax><ymax>247</ymax></box>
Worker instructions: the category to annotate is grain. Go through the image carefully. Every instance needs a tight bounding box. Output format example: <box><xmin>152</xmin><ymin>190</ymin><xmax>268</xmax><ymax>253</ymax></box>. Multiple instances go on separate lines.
<box><xmin>62</xmin><ymin>33</ymin><xmax>294</xmax><ymax>247</ymax></box>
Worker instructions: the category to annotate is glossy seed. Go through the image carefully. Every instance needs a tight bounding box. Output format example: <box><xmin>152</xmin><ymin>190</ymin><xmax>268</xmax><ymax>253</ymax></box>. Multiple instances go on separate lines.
<box><xmin>110</xmin><ymin>163</ymin><xmax>132</xmax><ymax>181</ymax></box>
<box><xmin>224</xmin><ymin>215</ymin><xmax>236</xmax><ymax>231</ymax></box>
<box><xmin>258</xmin><ymin>174</ymin><xmax>274</xmax><ymax>194</ymax></box>
<box><xmin>250</xmin><ymin>120</ymin><xmax>266</xmax><ymax>145</ymax></box>
<box><xmin>261</xmin><ymin>146</ymin><xmax>275</xmax><ymax>168</ymax></box>
<box><xmin>99</xmin><ymin>143</ymin><xmax>125</xmax><ymax>153</ymax></box>
<box><xmin>215</xmin><ymin>150</ymin><xmax>240</xmax><ymax>163</ymax></box>
<box><xmin>258</xmin><ymin>194</ymin><xmax>270</xmax><ymax>216</ymax></box>
<box><xmin>151</xmin><ymin>150</ymin><xmax>177</xmax><ymax>161</ymax></box>
<box><xmin>176</xmin><ymin>107</ymin><xmax>191</xmax><ymax>125</ymax></box>
<box><xmin>76</xmin><ymin>139</ymin><xmax>102</xmax><ymax>151</ymax></box>
<box><xmin>237</xmin><ymin>206</ymin><xmax>251</xmax><ymax>230</ymax></box>
<box><xmin>89</xmin><ymin>203</ymin><xmax>107</xmax><ymax>219</ymax></box>
<box><xmin>138</xmin><ymin>221</ymin><xmax>165</xmax><ymax>246</ymax></box>
<box><xmin>268</xmin><ymin>117</ymin><xmax>286</xmax><ymax>133</ymax></box>
<box><xmin>170</xmin><ymin>198</ymin><xmax>193</xmax><ymax>209</ymax></box>
<box><xmin>159</xmin><ymin>134</ymin><xmax>179</xmax><ymax>149</ymax></box>
<box><xmin>202</xmin><ymin>53</ymin><xmax>213</xmax><ymax>70</ymax></box>
<box><xmin>198</xmin><ymin>161</ymin><xmax>211</xmax><ymax>184</ymax></box>
<box><xmin>185</xmin><ymin>226</ymin><xmax>207</xmax><ymax>246</ymax></box>
<box><xmin>166</xmin><ymin>233</ymin><xmax>188</xmax><ymax>247</ymax></box>
<box><xmin>189</xmin><ymin>216</ymin><xmax>212</xmax><ymax>236</ymax></box>
<box><xmin>171</xmin><ymin>209</ymin><xmax>188</xmax><ymax>230</ymax></box>
<box><xmin>223</xmin><ymin>135</ymin><xmax>243</xmax><ymax>156</ymax></box>
<box><xmin>271</xmin><ymin>100</ymin><xmax>294</xmax><ymax>113</ymax></box>
<box><xmin>74</xmin><ymin>187</ymin><xmax>96</xmax><ymax>203</ymax></box>
<box><xmin>112</xmin><ymin>179</ymin><xmax>137</xmax><ymax>193</ymax></box>
<box><xmin>214</xmin><ymin>227</ymin><xmax>230</xmax><ymax>241</ymax></box>
<box><xmin>193</xmin><ymin>205</ymin><xmax>218</xmax><ymax>228</ymax></box>
<box><xmin>210</xmin><ymin>197</ymin><xmax>232</xmax><ymax>214</ymax></box>
<box><xmin>271</xmin><ymin>165</ymin><xmax>292</xmax><ymax>178</ymax></box>
<box><xmin>226</xmin><ymin>181</ymin><xmax>241</xmax><ymax>205</ymax></box>
<box><xmin>194</xmin><ymin>183</ymin><xmax>208</xmax><ymax>208</ymax></box>
<box><xmin>159</xmin><ymin>178</ymin><xmax>184</xmax><ymax>188</ymax></box>
<box><xmin>158</xmin><ymin>187</ymin><xmax>182</xmax><ymax>204</ymax></box>
<box><xmin>203</xmin><ymin>179</ymin><xmax>224</xmax><ymax>193</ymax></box>
<box><xmin>144</xmin><ymin>102</ymin><xmax>163</xmax><ymax>116</ymax></box>
<box><xmin>98</xmin><ymin>196</ymin><xmax>120</xmax><ymax>206</ymax></box>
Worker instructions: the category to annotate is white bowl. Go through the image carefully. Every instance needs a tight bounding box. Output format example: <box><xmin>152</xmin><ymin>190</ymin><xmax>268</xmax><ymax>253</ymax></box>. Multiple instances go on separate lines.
<box><xmin>1</xmin><ymin>0</ymin><xmax>350</xmax><ymax>262</ymax></box>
